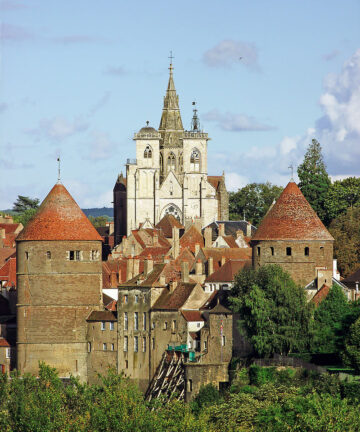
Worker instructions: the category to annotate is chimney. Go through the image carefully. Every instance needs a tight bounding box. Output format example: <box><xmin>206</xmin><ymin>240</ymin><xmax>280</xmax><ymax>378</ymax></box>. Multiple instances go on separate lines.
<box><xmin>193</xmin><ymin>217</ymin><xmax>203</xmax><ymax>232</ymax></box>
<box><xmin>170</xmin><ymin>280</ymin><xmax>178</xmax><ymax>293</ymax></box>
<box><xmin>172</xmin><ymin>226</ymin><xmax>179</xmax><ymax>259</ymax></box>
<box><xmin>196</xmin><ymin>259</ymin><xmax>202</xmax><ymax>275</ymax></box>
<box><xmin>0</xmin><ymin>228</ymin><xmax>5</xmax><ymax>239</ymax></box>
<box><xmin>208</xmin><ymin>256</ymin><xmax>214</xmax><ymax>276</ymax></box>
<box><xmin>195</xmin><ymin>243</ymin><xmax>200</xmax><ymax>256</ymax></box>
<box><xmin>110</xmin><ymin>270</ymin><xmax>118</xmax><ymax>287</ymax></box>
<box><xmin>153</xmin><ymin>232</ymin><xmax>158</xmax><ymax>246</ymax></box>
<box><xmin>219</xmin><ymin>223</ymin><xmax>225</xmax><ymax>237</ymax></box>
<box><xmin>159</xmin><ymin>275</ymin><xmax>166</xmax><ymax>285</ymax></box>
<box><xmin>164</xmin><ymin>255</ymin><xmax>170</xmax><ymax>264</ymax></box>
<box><xmin>236</xmin><ymin>229</ymin><xmax>244</xmax><ymax>239</ymax></box>
<box><xmin>221</xmin><ymin>256</ymin><xmax>226</xmax><ymax>266</ymax></box>
<box><xmin>246</xmin><ymin>222</ymin><xmax>252</xmax><ymax>237</ymax></box>
<box><xmin>144</xmin><ymin>255</ymin><xmax>153</xmax><ymax>275</ymax></box>
<box><xmin>204</xmin><ymin>227</ymin><xmax>212</xmax><ymax>248</ymax></box>
<box><xmin>126</xmin><ymin>257</ymin><xmax>133</xmax><ymax>281</ymax></box>
<box><xmin>181</xmin><ymin>261</ymin><xmax>189</xmax><ymax>283</ymax></box>
<box><xmin>133</xmin><ymin>257</ymin><xmax>140</xmax><ymax>276</ymax></box>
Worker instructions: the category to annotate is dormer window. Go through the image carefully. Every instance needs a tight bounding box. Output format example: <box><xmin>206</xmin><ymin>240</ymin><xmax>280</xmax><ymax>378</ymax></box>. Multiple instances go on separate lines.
<box><xmin>190</xmin><ymin>149</ymin><xmax>200</xmax><ymax>172</ymax></box>
<box><xmin>144</xmin><ymin>145</ymin><xmax>152</xmax><ymax>159</ymax></box>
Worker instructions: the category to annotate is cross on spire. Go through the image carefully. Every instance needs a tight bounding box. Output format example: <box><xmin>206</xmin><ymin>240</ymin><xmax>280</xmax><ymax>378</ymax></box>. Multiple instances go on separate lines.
<box><xmin>57</xmin><ymin>156</ymin><xmax>61</xmax><ymax>183</ymax></box>
<box><xmin>168</xmin><ymin>50</ymin><xmax>174</xmax><ymax>72</ymax></box>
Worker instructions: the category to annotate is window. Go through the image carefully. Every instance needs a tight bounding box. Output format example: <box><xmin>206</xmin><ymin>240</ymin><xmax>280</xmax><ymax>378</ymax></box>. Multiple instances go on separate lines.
<box><xmin>143</xmin><ymin>312</ymin><xmax>146</xmax><ymax>330</ymax></box>
<box><xmin>134</xmin><ymin>336</ymin><xmax>138</xmax><ymax>352</ymax></box>
<box><xmin>320</xmin><ymin>246</ymin><xmax>324</xmax><ymax>256</ymax></box>
<box><xmin>286</xmin><ymin>247</ymin><xmax>292</xmax><ymax>256</ymax></box>
<box><xmin>144</xmin><ymin>145</ymin><xmax>152</xmax><ymax>159</ymax></box>
<box><xmin>25</xmin><ymin>252</ymin><xmax>29</xmax><ymax>260</ymax></box>
<box><xmin>204</xmin><ymin>341</ymin><xmax>207</xmax><ymax>350</ymax></box>
<box><xmin>152</xmin><ymin>322</ymin><xmax>155</xmax><ymax>329</ymax></box>
<box><xmin>172</xmin><ymin>320</ymin><xmax>176</xmax><ymax>332</ymax></box>
<box><xmin>110</xmin><ymin>322</ymin><xmax>114</xmax><ymax>331</ymax></box>
<box><xmin>134</xmin><ymin>312</ymin><xmax>139</xmax><ymax>330</ymax></box>
<box><xmin>125</xmin><ymin>360</ymin><xmax>128</xmax><ymax>368</ymax></box>
<box><xmin>134</xmin><ymin>295</ymin><xmax>139</xmax><ymax>303</ymax></box>
<box><xmin>164</xmin><ymin>321</ymin><xmax>168</xmax><ymax>330</ymax></box>
<box><xmin>103</xmin><ymin>343</ymin><xmax>107</xmax><ymax>351</ymax></box>
<box><xmin>6</xmin><ymin>348</ymin><xmax>10</xmax><ymax>359</ymax></box>
<box><xmin>124</xmin><ymin>312</ymin><xmax>128</xmax><ymax>330</ymax></box>
<box><xmin>124</xmin><ymin>336</ymin><xmax>128</xmax><ymax>352</ymax></box>
<box><xmin>87</xmin><ymin>342</ymin><xmax>92</xmax><ymax>353</ymax></box>
<box><xmin>142</xmin><ymin>337</ymin><xmax>146</xmax><ymax>352</ymax></box>
<box><xmin>257</xmin><ymin>247</ymin><xmax>261</xmax><ymax>256</ymax></box>
<box><xmin>188</xmin><ymin>379</ymin><xmax>193</xmax><ymax>392</ymax></box>
<box><xmin>91</xmin><ymin>250</ymin><xmax>99</xmax><ymax>261</ymax></box>
<box><xmin>167</xmin><ymin>152</ymin><xmax>176</xmax><ymax>172</ymax></box>
<box><xmin>270</xmin><ymin>247</ymin><xmax>274</xmax><ymax>256</ymax></box>
<box><xmin>46</xmin><ymin>251</ymin><xmax>51</xmax><ymax>259</ymax></box>
<box><xmin>197</xmin><ymin>322</ymin><xmax>201</xmax><ymax>328</ymax></box>
<box><xmin>68</xmin><ymin>250</ymin><xmax>81</xmax><ymax>261</ymax></box>
<box><xmin>152</xmin><ymin>338</ymin><xmax>155</xmax><ymax>349</ymax></box>
<box><xmin>305</xmin><ymin>247</ymin><xmax>309</xmax><ymax>256</ymax></box>
<box><xmin>124</xmin><ymin>295</ymin><xmax>128</xmax><ymax>304</ymax></box>
<box><xmin>222</xmin><ymin>335</ymin><xmax>226</xmax><ymax>346</ymax></box>
<box><xmin>101</xmin><ymin>322</ymin><xmax>106</xmax><ymax>331</ymax></box>
<box><xmin>190</xmin><ymin>149</ymin><xmax>200</xmax><ymax>172</ymax></box>
<box><xmin>111</xmin><ymin>343</ymin><xmax>115</xmax><ymax>351</ymax></box>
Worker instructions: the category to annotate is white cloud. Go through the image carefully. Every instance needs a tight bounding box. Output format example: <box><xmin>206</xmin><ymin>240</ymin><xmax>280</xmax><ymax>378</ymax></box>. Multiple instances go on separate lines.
<box><xmin>226</xmin><ymin>172</ymin><xmax>249</xmax><ymax>191</ymax></box>
<box><xmin>86</xmin><ymin>131</ymin><xmax>116</xmax><ymax>161</ymax></box>
<box><xmin>25</xmin><ymin>116</ymin><xmax>89</xmax><ymax>141</ymax></box>
<box><xmin>204</xmin><ymin>109</ymin><xmax>274</xmax><ymax>132</ymax></box>
<box><xmin>203</xmin><ymin>40</ymin><xmax>260</xmax><ymax>71</ymax></box>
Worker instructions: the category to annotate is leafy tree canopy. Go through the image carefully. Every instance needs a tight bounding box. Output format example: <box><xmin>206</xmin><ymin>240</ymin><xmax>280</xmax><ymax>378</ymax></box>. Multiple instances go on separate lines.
<box><xmin>88</xmin><ymin>215</ymin><xmax>110</xmax><ymax>228</ymax></box>
<box><xmin>312</xmin><ymin>284</ymin><xmax>351</xmax><ymax>354</ymax></box>
<box><xmin>230</xmin><ymin>265</ymin><xmax>311</xmax><ymax>357</ymax></box>
<box><xmin>328</xmin><ymin>206</ymin><xmax>360</xmax><ymax>277</ymax></box>
<box><xmin>297</xmin><ymin>139</ymin><xmax>331</xmax><ymax>223</ymax></box>
<box><xmin>229</xmin><ymin>182</ymin><xmax>283</xmax><ymax>226</ymax></box>
<box><xmin>343</xmin><ymin>317</ymin><xmax>360</xmax><ymax>372</ymax></box>
<box><xmin>325</xmin><ymin>176</ymin><xmax>360</xmax><ymax>222</ymax></box>
<box><xmin>12</xmin><ymin>195</ymin><xmax>40</xmax><ymax>213</ymax></box>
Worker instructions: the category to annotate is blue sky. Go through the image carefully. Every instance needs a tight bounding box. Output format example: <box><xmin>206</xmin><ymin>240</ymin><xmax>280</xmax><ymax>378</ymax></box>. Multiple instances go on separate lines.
<box><xmin>1</xmin><ymin>0</ymin><xmax>359</xmax><ymax>208</ymax></box>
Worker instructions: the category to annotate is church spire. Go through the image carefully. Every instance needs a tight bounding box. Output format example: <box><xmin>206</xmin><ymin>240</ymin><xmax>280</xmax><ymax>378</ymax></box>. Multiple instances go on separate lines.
<box><xmin>159</xmin><ymin>53</ymin><xmax>184</xmax><ymax>138</ymax></box>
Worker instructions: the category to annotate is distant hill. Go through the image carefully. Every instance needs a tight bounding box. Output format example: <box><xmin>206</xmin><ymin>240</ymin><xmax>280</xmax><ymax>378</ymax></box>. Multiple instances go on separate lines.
<box><xmin>82</xmin><ymin>207</ymin><xmax>113</xmax><ymax>219</ymax></box>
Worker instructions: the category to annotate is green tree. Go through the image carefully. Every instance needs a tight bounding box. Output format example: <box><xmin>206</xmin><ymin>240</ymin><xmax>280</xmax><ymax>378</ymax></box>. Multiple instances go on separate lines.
<box><xmin>229</xmin><ymin>182</ymin><xmax>283</xmax><ymax>226</ymax></box>
<box><xmin>325</xmin><ymin>177</ymin><xmax>360</xmax><ymax>222</ymax></box>
<box><xmin>12</xmin><ymin>196</ymin><xmax>40</xmax><ymax>213</ymax></box>
<box><xmin>342</xmin><ymin>317</ymin><xmax>360</xmax><ymax>372</ymax></box>
<box><xmin>312</xmin><ymin>284</ymin><xmax>351</xmax><ymax>354</ymax></box>
<box><xmin>297</xmin><ymin>139</ymin><xmax>331</xmax><ymax>223</ymax></box>
<box><xmin>88</xmin><ymin>215</ymin><xmax>109</xmax><ymax>228</ymax></box>
<box><xmin>328</xmin><ymin>207</ymin><xmax>360</xmax><ymax>277</ymax></box>
<box><xmin>230</xmin><ymin>265</ymin><xmax>311</xmax><ymax>357</ymax></box>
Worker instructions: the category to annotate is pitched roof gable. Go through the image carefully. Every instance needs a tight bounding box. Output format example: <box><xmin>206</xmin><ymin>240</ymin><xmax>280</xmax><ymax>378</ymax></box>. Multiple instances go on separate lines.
<box><xmin>180</xmin><ymin>225</ymin><xmax>204</xmax><ymax>253</ymax></box>
<box><xmin>252</xmin><ymin>182</ymin><xmax>334</xmax><ymax>241</ymax></box>
<box><xmin>16</xmin><ymin>183</ymin><xmax>102</xmax><ymax>242</ymax></box>
<box><xmin>205</xmin><ymin>259</ymin><xmax>251</xmax><ymax>282</ymax></box>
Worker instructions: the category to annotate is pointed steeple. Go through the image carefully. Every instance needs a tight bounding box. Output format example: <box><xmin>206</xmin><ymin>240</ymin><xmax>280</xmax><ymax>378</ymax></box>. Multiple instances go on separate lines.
<box><xmin>159</xmin><ymin>59</ymin><xmax>184</xmax><ymax>146</ymax></box>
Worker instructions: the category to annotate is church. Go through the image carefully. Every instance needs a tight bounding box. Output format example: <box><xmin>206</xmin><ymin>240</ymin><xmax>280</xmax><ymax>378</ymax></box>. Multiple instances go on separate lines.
<box><xmin>113</xmin><ymin>61</ymin><xmax>228</xmax><ymax>245</ymax></box>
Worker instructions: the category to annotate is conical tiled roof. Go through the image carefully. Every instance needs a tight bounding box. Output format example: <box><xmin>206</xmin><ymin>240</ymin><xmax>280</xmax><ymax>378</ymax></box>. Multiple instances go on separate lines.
<box><xmin>16</xmin><ymin>183</ymin><xmax>102</xmax><ymax>241</ymax></box>
<box><xmin>252</xmin><ymin>182</ymin><xmax>333</xmax><ymax>241</ymax></box>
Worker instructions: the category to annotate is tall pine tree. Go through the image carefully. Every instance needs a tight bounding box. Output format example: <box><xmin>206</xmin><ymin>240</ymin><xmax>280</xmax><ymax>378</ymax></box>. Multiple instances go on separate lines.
<box><xmin>297</xmin><ymin>139</ymin><xmax>331</xmax><ymax>223</ymax></box>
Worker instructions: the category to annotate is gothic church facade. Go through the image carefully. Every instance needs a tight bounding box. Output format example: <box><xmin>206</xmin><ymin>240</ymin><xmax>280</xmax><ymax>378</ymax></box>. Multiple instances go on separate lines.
<box><xmin>114</xmin><ymin>63</ymin><xmax>228</xmax><ymax>244</ymax></box>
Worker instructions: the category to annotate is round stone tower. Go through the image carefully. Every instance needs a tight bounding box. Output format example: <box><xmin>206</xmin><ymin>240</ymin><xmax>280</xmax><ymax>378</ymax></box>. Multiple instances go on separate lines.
<box><xmin>251</xmin><ymin>181</ymin><xmax>334</xmax><ymax>287</ymax></box>
<box><xmin>16</xmin><ymin>183</ymin><xmax>103</xmax><ymax>379</ymax></box>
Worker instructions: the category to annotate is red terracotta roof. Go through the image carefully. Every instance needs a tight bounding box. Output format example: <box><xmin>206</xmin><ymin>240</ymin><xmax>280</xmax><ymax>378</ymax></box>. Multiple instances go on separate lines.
<box><xmin>153</xmin><ymin>282</ymin><xmax>196</xmax><ymax>310</ymax></box>
<box><xmin>174</xmin><ymin>248</ymin><xmax>195</xmax><ymax>268</ymax></box>
<box><xmin>155</xmin><ymin>214</ymin><xmax>184</xmax><ymax>238</ymax></box>
<box><xmin>16</xmin><ymin>184</ymin><xmax>102</xmax><ymax>242</ymax></box>
<box><xmin>87</xmin><ymin>310</ymin><xmax>117</xmax><ymax>321</ymax></box>
<box><xmin>206</xmin><ymin>259</ymin><xmax>251</xmax><ymax>282</ymax></box>
<box><xmin>207</xmin><ymin>176</ymin><xmax>222</xmax><ymax>190</ymax></box>
<box><xmin>180</xmin><ymin>225</ymin><xmax>204</xmax><ymax>253</ymax></box>
<box><xmin>0</xmin><ymin>257</ymin><xmax>16</xmax><ymax>287</ymax></box>
<box><xmin>0</xmin><ymin>338</ymin><xmax>10</xmax><ymax>347</ymax></box>
<box><xmin>223</xmin><ymin>235</ymin><xmax>238</xmax><ymax>248</ymax></box>
<box><xmin>105</xmin><ymin>299</ymin><xmax>117</xmax><ymax>311</ymax></box>
<box><xmin>138</xmin><ymin>246</ymin><xmax>170</xmax><ymax>261</ymax></box>
<box><xmin>0</xmin><ymin>223</ymin><xmax>21</xmax><ymax>234</ymax></box>
<box><xmin>252</xmin><ymin>182</ymin><xmax>334</xmax><ymax>241</ymax></box>
<box><xmin>0</xmin><ymin>248</ymin><xmax>16</xmax><ymax>267</ymax></box>
<box><xmin>181</xmin><ymin>310</ymin><xmax>204</xmax><ymax>322</ymax></box>
<box><xmin>202</xmin><ymin>248</ymin><xmax>252</xmax><ymax>272</ymax></box>
<box><xmin>311</xmin><ymin>284</ymin><xmax>331</xmax><ymax>306</ymax></box>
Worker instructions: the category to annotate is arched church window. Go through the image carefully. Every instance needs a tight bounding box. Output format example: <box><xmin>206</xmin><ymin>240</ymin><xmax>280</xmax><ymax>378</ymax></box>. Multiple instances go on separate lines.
<box><xmin>190</xmin><ymin>149</ymin><xmax>200</xmax><ymax>172</ymax></box>
<box><xmin>167</xmin><ymin>152</ymin><xmax>176</xmax><ymax>172</ymax></box>
<box><xmin>164</xmin><ymin>204</ymin><xmax>181</xmax><ymax>221</ymax></box>
<box><xmin>144</xmin><ymin>145</ymin><xmax>152</xmax><ymax>159</ymax></box>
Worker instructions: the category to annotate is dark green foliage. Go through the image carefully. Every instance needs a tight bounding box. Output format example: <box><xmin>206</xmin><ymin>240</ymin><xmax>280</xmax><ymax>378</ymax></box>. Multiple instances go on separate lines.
<box><xmin>13</xmin><ymin>208</ymin><xmax>38</xmax><ymax>227</ymax></box>
<box><xmin>191</xmin><ymin>384</ymin><xmax>221</xmax><ymax>415</ymax></box>
<box><xmin>82</xmin><ymin>207</ymin><xmax>113</xmax><ymax>218</ymax></box>
<box><xmin>297</xmin><ymin>139</ymin><xmax>331</xmax><ymax>223</ymax></box>
<box><xmin>312</xmin><ymin>284</ymin><xmax>351</xmax><ymax>354</ymax></box>
<box><xmin>230</xmin><ymin>265</ymin><xmax>311</xmax><ymax>357</ymax></box>
<box><xmin>229</xmin><ymin>182</ymin><xmax>283</xmax><ymax>226</ymax></box>
<box><xmin>325</xmin><ymin>177</ymin><xmax>360</xmax><ymax>222</ymax></box>
<box><xmin>88</xmin><ymin>215</ymin><xmax>109</xmax><ymax>227</ymax></box>
<box><xmin>249</xmin><ymin>365</ymin><xmax>275</xmax><ymax>386</ymax></box>
<box><xmin>342</xmin><ymin>317</ymin><xmax>360</xmax><ymax>371</ymax></box>
<box><xmin>329</xmin><ymin>207</ymin><xmax>360</xmax><ymax>277</ymax></box>
<box><xmin>12</xmin><ymin>196</ymin><xmax>40</xmax><ymax>213</ymax></box>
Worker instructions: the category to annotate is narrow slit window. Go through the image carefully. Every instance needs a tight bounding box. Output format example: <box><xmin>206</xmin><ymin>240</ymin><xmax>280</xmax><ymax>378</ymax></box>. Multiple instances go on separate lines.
<box><xmin>286</xmin><ymin>247</ymin><xmax>292</xmax><ymax>256</ymax></box>
<box><xmin>257</xmin><ymin>247</ymin><xmax>261</xmax><ymax>256</ymax></box>
<box><xmin>304</xmin><ymin>247</ymin><xmax>309</xmax><ymax>256</ymax></box>
<box><xmin>270</xmin><ymin>247</ymin><xmax>274</xmax><ymax>256</ymax></box>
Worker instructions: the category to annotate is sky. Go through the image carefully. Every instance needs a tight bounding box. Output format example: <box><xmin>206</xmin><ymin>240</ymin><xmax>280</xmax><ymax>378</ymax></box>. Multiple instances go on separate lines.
<box><xmin>0</xmin><ymin>0</ymin><xmax>360</xmax><ymax>209</ymax></box>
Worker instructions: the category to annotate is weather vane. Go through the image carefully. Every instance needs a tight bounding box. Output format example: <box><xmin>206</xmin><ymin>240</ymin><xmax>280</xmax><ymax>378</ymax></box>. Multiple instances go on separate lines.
<box><xmin>288</xmin><ymin>164</ymin><xmax>294</xmax><ymax>181</ymax></box>
<box><xmin>168</xmin><ymin>50</ymin><xmax>174</xmax><ymax>70</ymax></box>
<box><xmin>57</xmin><ymin>156</ymin><xmax>61</xmax><ymax>183</ymax></box>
